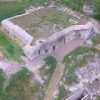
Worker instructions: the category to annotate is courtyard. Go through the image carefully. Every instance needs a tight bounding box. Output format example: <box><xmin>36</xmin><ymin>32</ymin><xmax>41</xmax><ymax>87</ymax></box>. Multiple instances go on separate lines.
<box><xmin>10</xmin><ymin>7</ymin><xmax>86</xmax><ymax>44</ymax></box>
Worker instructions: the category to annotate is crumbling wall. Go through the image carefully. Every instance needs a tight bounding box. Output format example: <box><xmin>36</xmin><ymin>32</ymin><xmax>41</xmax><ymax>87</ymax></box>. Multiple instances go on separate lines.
<box><xmin>1</xmin><ymin>16</ymin><xmax>95</xmax><ymax>60</ymax></box>
<box><xmin>1</xmin><ymin>19</ymin><xmax>33</xmax><ymax>45</ymax></box>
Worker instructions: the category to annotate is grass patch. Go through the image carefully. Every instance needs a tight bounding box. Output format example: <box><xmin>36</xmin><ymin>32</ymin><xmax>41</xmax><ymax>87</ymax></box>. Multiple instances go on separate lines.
<box><xmin>0</xmin><ymin>69</ymin><xmax>5</xmax><ymax>99</ymax></box>
<box><xmin>44</xmin><ymin>56</ymin><xmax>57</xmax><ymax>87</ymax></box>
<box><xmin>59</xmin><ymin>0</ymin><xmax>100</xmax><ymax>20</ymax></box>
<box><xmin>63</xmin><ymin>47</ymin><xmax>89</xmax><ymax>63</ymax></box>
<box><xmin>0</xmin><ymin>0</ymin><xmax>48</xmax><ymax>21</ymax></box>
<box><xmin>5</xmin><ymin>68</ymin><xmax>32</xmax><ymax>100</ymax></box>
<box><xmin>96</xmin><ymin>95</ymin><xmax>100</xmax><ymax>100</ymax></box>
<box><xmin>8</xmin><ymin>68</ymin><xmax>30</xmax><ymax>87</ymax></box>
<box><xmin>91</xmin><ymin>35</ymin><xmax>100</xmax><ymax>45</ymax></box>
<box><xmin>59</xmin><ymin>0</ymin><xmax>82</xmax><ymax>11</ymax></box>
<box><xmin>11</xmin><ymin>7</ymin><xmax>78</xmax><ymax>38</ymax></box>
<box><xmin>55</xmin><ymin>85</ymin><xmax>66</xmax><ymax>100</ymax></box>
<box><xmin>63</xmin><ymin>47</ymin><xmax>90</xmax><ymax>84</ymax></box>
<box><xmin>38</xmin><ymin>56</ymin><xmax>57</xmax><ymax>99</ymax></box>
<box><xmin>63</xmin><ymin>46</ymin><xmax>100</xmax><ymax>84</ymax></box>
<box><xmin>0</xmin><ymin>69</ymin><xmax>14</xmax><ymax>100</ymax></box>
<box><xmin>0</xmin><ymin>31</ymin><xmax>23</xmax><ymax>61</ymax></box>
<box><xmin>0</xmin><ymin>67</ymin><xmax>38</xmax><ymax>100</ymax></box>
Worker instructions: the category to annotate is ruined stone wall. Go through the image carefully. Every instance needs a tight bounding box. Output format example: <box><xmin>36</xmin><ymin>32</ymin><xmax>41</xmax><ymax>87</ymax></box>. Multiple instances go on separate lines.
<box><xmin>24</xmin><ymin>22</ymin><xmax>95</xmax><ymax>60</ymax></box>
<box><xmin>1</xmin><ymin>15</ymin><xmax>95</xmax><ymax>60</ymax></box>
<box><xmin>1</xmin><ymin>19</ymin><xmax>33</xmax><ymax>45</ymax></box>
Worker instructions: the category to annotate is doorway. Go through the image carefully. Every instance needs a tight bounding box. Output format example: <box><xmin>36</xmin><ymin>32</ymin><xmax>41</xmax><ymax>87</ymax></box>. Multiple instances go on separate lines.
<box><xmin>53</xmin><ymin>46</ymin><xmax>56</xmax><ymax>51</ymax></box>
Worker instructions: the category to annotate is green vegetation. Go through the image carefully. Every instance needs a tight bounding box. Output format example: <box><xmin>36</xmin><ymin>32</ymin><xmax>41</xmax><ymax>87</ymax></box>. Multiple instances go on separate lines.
<box><xmin>39</xmin><ymin>56</ymin><xmax>57</xmax><ymax>99</ymax></box>
<box><xmin>90</xmin><ymin>47</ymin><xmax>100</xmax><ymax>53</ymax></box>
<box><xmin>59</xmin><ymin>0</ymin><xmax>82</xmax><ymax>11</ymax></box>
<box><xmin>11</xmin><ymin>7</ymin><xmax>78</xmax><ymax>38</ymax></box>
<box><xmin>63</xmin><ymin>47</ymin><xmax>90</xmax><ymax>84</ymax></box>
<box><xmin>55</xmin><ymin>85</ymin><xmax>66</xmax><ymax>100</ymax></box>
<box><xmin>46</xmin><ymin>8</ymin><xmax>76</xmax><ymax>26</ymax></box>
<box><xmin>0</xmin><ymin>68</ymin><xmax>35</xmax><ymax>100</ymax></box>
<box><xmin>86</xmin><ymin>0</ymin><xmax>100</xmax><ymax>20</ymax></box>
<box><xmin>45</xmin><ymin>56</ymin><xmax>57</xmax><ymax>75</ymax></box>
<box><xmin>5</xmin><ymin>68</ymin><xmax>33</xmax><ymax>100</ymax></box>
<box><xmin>59</xmin><ymin>0</ymin><xmax>100</xmax><ymax>20</ymax></box>
<box><xmin>63</xmin><ymin>47</ymin><xmax>89</xmax><ymax>64</ymax></box>
<box><xmin>44</xmin><ymin>56</ymin><xmax>57</xmax><ymax>87</ymax></box>
<box><xmin>0</xmin><ymin>0</ymin><xmax>48</xmax><ymax>21</ymax></box>
<box><xmin>34</xmin><ymin>7</ymin><xmax>78</xmax><ymax>27</ymax></box>
<box><xmin>0</xmin><ymin>31</ymin><xmax>22</xmax><ymax>61</ymax></box>
<box><xmin>92</xmin><ymin>34</ymin><xmax>100</xmax><ymax>45</ymax></box>
<box><xmin>8</xmin><ymin>68</ymin><xmax>30</xmax><ymax>87</ymax></box>
<box><xmin>96</xmin><ymin>95</ymin><xmax>100</xmax><ymax>100</ymax></box>
<box><xmin>63</xmin><ymin>46</ymin><xmax>100</xmax><ymax>84</ymax></box>
<box><xmin>0</xmin><ymin>69</ymin><xmax>5</xmax><ymax>100</ymax></box>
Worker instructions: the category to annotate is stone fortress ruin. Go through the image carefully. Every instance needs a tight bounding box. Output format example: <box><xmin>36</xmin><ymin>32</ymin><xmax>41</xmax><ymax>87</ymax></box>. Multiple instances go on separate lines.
<box><xmin>1</xmin><ymin>6</ymin><xmax>98</xmax><ymax>60</ymax></box>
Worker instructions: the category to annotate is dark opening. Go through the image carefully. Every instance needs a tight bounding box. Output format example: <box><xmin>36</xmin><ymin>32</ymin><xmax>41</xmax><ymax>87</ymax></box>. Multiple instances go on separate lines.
<box><xmin>53</xmin><ymin>46</ymin><xmax>56</xmax><ymax>51</ymax></box>
<box><xmin>78</xmin><ymin>34</ymin><xmax>81</xmax><ymax>37</ymax></box>
<box><xmin>64</xmin><ymin>38</ymin><xmax>65</xmax><ymax>44</ymax></box>
<box><xmin>75</xmin><ymin>94</ymin><xmax>85</xmax><ymax>100</ymax></box>
<box><xmin>45</xmin><ymin>49</ymin><xmax>48</xmax><ymax>53</ymax></box>
<box><xmin>39</xmin><ymin>41</ymin><xmax>42</xmax><ymax>43</ymax></box>
<box><xmin>38</xmin><ymin>50</ymin><xmax>40</xmax><ymax>55</ymax></box>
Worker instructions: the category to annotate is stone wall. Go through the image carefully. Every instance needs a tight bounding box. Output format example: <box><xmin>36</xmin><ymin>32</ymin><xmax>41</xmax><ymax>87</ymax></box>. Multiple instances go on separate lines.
<box><xmin>1</xmin><ymin>9</ymin><xmax>96</xmax><ymax>60</ymax></box>
<box><xmin>23</xmin><ymin>22</ymin><xmax>95</xmax><ymax>60</ymax></box>
<box><xmin>1</xmin><ymin>19</ymin><xmax>33</xmax><ymax>45</ymax></box>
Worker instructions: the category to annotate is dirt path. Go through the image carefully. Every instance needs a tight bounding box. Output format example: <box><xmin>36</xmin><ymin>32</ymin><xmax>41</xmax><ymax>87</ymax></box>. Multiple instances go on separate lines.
<box><xmin>44</xmin><ymin>60</ymin><xmax>64</xmax><ymax>100</ymax></box>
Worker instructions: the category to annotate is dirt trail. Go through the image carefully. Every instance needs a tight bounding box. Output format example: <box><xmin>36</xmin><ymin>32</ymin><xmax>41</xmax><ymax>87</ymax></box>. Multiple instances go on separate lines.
<box><xmin>44</xmin><ymin>60</ymin><xmax>64</xmax><ymax>100</ymax></box>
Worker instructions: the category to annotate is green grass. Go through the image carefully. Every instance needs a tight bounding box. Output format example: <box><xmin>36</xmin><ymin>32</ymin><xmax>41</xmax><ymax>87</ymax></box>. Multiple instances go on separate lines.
<box><xmin>33</xmin><ymin>7</ymin><xmax>78</xmax><ymax>27</ymax></box>
<box><xmin>5</xmin><ymin>68</ymin><xmax>32</xmax><ymax>100</ymax></box>
<box><xmin>63</xmin><ymin>47</ymin><xmax>89</xmax><ymax>63</ymax></box>
<box><xmin>92</xmin><ymin>35</ymin><xmax>100</xmax><ymax>45</ymax></box>
<box><xmin>85</xmin><ymin>0</ymin><xmax>100</xmax><ymax>20</ymax></box>
<box><xmin>59</xmin><ymin>0</ymin><xmax>100</xmax><ymax>20</ymax></box>
<box><xmin>0</xmin><ymin>0</ymin><xmax>48</xmax><ymax>21</ymax></box>
<box><xmin>11</xmin><ymin>7</ymin><xmax>78</xmax><ymax>38</ymax></box>
<box><xmin>90</xmin><ymin>47</ymin><xmax>100</xmax><ymax>53</ymax></box>
<box><xmin>44</xmin><ymin>56</ymin><xmax>57</xmax><ymax>88</ymax></box>
<box><xmin>59</xmin><ymin>0</ymin><xmax>82</xmax><ymax>11</ymax></box>
<box><xmin>39</xmin><ymin>56</ymin><xmax>57</xmax><ymax>99</ymax></box>
<box><xmin>0</xmin><ymin>67</ymin><xmax>38</xmax><ymax>100</ymax></box>
<box><xmin>63</xmin><ymin>47</ymin><xmax>90</xmax><ymax>84</ymax></box>
<box><xmin>0</xmin><ymin>69</ymin><xmax>5</xmax><ymax>99</ymax></box>
<box><xmin>96</xmin><ymin>95</ymin><xmax>100</xmax><ymax>100</ymax></box>
<box><xmin>0</xmin><ymin>56</ymin><xmax>57</xmax><ymax>100</ymax></box>
<box><xmin>8</xmin><ymin>68</ymin><xmax>30</xmax><ymax>87</ymax></box>
<box><xmin>0</xmin><ymin>31</ymin><xmax>23</xmax><ymax>61</ymax></box>
<box><xmin>55</xmin><ymin>85</ymin><xmax>66</xmax><ymax>100</ymax></box>
<box><xmin>0</xmin><ymin>68</ymin><xmax>14</xmax><ymax>100</ymax></box>
<box><xmin>63</xmin><ymin>46</ymin><xmax>100</xmax><ymax>84</ymax></box>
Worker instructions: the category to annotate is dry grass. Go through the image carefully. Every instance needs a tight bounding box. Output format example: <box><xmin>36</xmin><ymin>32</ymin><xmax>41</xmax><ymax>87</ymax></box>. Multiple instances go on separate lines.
<box><xmin>11</xmin><ymin>7</ymin><xmax>81</xmax><ymax>40</ymax></box>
